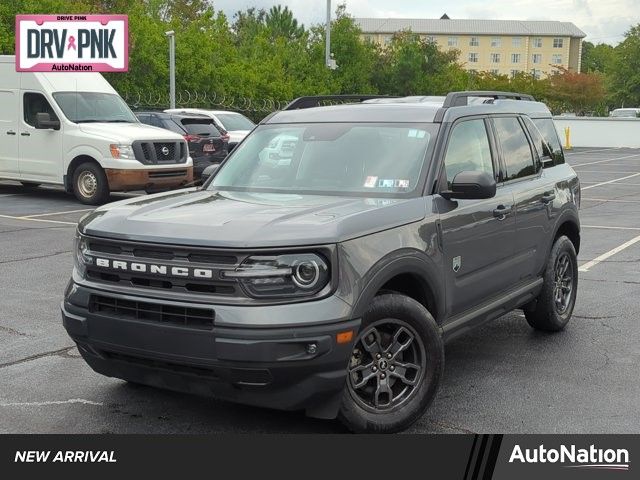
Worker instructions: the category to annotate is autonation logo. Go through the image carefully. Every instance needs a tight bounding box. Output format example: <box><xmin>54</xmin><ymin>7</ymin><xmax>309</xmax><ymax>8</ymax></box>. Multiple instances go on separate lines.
<box><xmin>509</xmin><ymin>444</ymin><xmax>630</xmax><ymax>471</ymax></box>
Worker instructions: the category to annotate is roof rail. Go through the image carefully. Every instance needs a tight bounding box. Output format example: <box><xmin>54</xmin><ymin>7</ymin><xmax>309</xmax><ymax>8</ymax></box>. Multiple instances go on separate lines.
<box><xmin>443</xmin><ymin>91</ymin><xmax>535</xmax><ymax>108</ymax></box>
<box><xmin>283</xmin><ymin>95</ymin><xmax>397</xmax><ymax>111</ymax></box>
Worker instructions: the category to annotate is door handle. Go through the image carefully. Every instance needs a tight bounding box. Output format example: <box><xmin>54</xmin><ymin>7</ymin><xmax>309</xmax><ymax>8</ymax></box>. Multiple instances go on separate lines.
<box><xmin>6</xmin><ymin>130</ymin><xmax>16</xmax><ymax>135</ymax></box>
<box><xmin>493</xmin><ymin>205</ymin><xmax>512</xmax><ymax>220</ymax></box>
<box><xmin>541</xmin><ymin>191</ymin><xmax>556</xmax><ymax>204</ymax></box>
<box><xmin>21</xmin><ymin>132</ymin><xmax>31</xmax><ymax>136</ymax></box>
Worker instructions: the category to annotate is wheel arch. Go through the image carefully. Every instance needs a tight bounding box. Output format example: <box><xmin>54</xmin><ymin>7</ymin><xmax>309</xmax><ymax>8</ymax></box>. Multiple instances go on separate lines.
<box><xmin>65</xmin><ymin>154</ymin><xmax>103</xmax><ymax>192</ymax></box>
<box><xmin>351</xmin><ymin>251</ymin><xmax>445</xmax><ymax>325</ymax></box>
<box><xmin>552</xmin><ymin>211</ymin><xmax>581</xmax><ymax>255</ymax></box>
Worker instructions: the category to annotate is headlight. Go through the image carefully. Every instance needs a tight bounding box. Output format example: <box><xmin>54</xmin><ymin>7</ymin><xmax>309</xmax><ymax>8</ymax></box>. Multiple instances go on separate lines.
<box><xmin>222</xmin><ymin>253</ymin><xmax>330</xmax><ymax>298</ymax></box>
<box><xmin>73</xmin><ymin>232</ymin><xmax>92</xmax><ymax>275</ymax></box>
<box><xmin>109</xmin><ymin>144</ymin><xmax>136</xmax><ymax>160</ymax></box>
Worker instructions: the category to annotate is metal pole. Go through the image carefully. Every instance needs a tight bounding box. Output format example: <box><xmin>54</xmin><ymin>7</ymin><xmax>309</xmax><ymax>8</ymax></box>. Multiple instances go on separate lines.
<box><xmin>325</xmin><ymin>0</ymin><xmax>331</xmax><ymax>67</ymax></box>
<box><xmin>166</xmin><ymin>31</ymin><xmax>176</xmax><ymax>109</ymax></box>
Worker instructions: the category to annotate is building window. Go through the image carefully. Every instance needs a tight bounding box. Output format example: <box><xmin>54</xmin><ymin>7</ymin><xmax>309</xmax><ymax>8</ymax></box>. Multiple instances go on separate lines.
<box><xmin>512</xmin><ymin>37</ymin><xmax>522</xmax><ymax>48</ymax></box>
<box><xmin>468</xmin><ymin>52</ymin><xmax>479</xmax><ymax>63</ymax></box>
<box><xmin>511</xmin><ymin>53</ymin><xmax>521</xmax><ymax>63</ymax></box>
<box><xmin>469</xmin><ymin>69</ymin><xmax>478</xmax><ymax>75</ymax></box>
<box><xmin>448</xmin><ymin>36</ymin><xmax>458</xmax><ymax>47</ymax></box>
<box><xmin>553</xmin><ymin>38</ymin><xmax>564</xmax><ymax>48</ymax></box>
<box><xmin>510</xmin><ymin>69</ymin><xmax>521</xmax><ymax>78</ymax></box>
<box><xmin>531</xmin><ymin>69</ymin><xmax>542</xmax><ymax>79</ymax></box>
<box><xmin>363</xmin><ymin>34</ymin><xmax>374</xmax><ymax>43</ymax></box>
<box><xmin>490</xmin><ymin>69</ymin><xmax>500</xmax><ymax>75</ymax></box>
<box><xmin>533</xmin><ymin>37</ymin><xmax>543</xmax><ymax>48</ymax></box>
<box><xmin>469</xmin><ymin>36</ymin><xmax>479</xmax><ymax>46</ymax></box>
<box><xmin>552</xmin><ymin>54</ymin><xmax>563</xmax><ymax>64</ymax></box>
<box><xmin>426</xmin><ymin>35</ymin><xmax>436</xmax><ymax>43</ymax></box>
<box><xmin>383</xmin><ymin>35</ymin><xmax>392</xmax><ymax>46</ymax></box>
<box><xmin>532</xmin><ymin>53</ymin><xmax>542</xmax><ymax>64</ymax></box>
<box><xmin>491</xmin><ymin>37</ymin><xmax>501</xmax><ymax>47</ymax></box>
<box><xmin>491</xmin><ymin>53</ymin><xmax>501</xmax><ymax>63</ymax></box>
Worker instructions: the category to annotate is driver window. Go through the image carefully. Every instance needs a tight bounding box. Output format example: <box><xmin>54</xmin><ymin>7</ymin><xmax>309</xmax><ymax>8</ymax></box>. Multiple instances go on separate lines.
<box><xmin>23</xmin><ymin>92</ymin><xmax>58</xmax><ymax>127</ymax></box>
<box><xmin>444</xmin><ymin>119</ymin><xmax>493</xmax><ymax>188</ymax></box>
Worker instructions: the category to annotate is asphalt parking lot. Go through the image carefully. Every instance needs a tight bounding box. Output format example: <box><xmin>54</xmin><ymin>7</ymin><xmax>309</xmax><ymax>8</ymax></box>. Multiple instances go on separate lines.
<box><xmin>1</xmin><ymin>147</ymin><xmax>639</xmax><ymax>434</ymax></box>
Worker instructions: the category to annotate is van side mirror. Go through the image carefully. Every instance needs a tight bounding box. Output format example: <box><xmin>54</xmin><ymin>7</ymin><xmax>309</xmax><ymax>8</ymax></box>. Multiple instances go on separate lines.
<box><xmin>441</xmin><ymin>171</ymin><xmax>496</xmax><ymax>200</ymax></box>
<box><xmin>35</xmin><ymin>112</ymin><xmax>60</xmax><ymax>130</ymax></box>
<box><xmin>200</xmin><ymin>163</ymin><xmax>220</xmax><ymax>184</ymax></box>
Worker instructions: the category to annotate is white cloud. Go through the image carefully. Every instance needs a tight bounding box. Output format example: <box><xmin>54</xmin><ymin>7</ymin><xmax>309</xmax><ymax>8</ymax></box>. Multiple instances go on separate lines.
<box><xmin>211</xmin><ymin>0</ymin><xmax>640</xmax><ymax>44</ymax></box>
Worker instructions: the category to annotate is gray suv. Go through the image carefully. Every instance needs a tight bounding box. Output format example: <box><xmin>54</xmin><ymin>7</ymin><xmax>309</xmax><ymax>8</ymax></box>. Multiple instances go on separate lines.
<box><xmin>62</xmin><ymin>92</ymin><xmax>581</xmax><ymax>433</ymax></box>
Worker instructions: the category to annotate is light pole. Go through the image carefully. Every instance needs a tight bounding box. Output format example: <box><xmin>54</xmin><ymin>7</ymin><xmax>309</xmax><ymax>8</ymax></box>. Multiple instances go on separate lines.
<box><xmin>325</xmin><ymin>0</ymin><xmax>331</xmax><ymax>68</ymax></box>
<box><xmin>165</xmin><ymin>30</ymin><xmax>176</xmax><ymax>109</ymax></box>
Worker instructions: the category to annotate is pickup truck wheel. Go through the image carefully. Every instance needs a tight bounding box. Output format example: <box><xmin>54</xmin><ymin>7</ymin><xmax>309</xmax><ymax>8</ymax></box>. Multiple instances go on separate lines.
<box><xmin>339</xmin><ymin>294</ymin><xmax>444</xmax><ymax>433</ymax></box>
<box><xmin>20</xmin><ymin>181</ymin><xmax>41</xmax><ymax>188</ymax></box>
<box><xmin>72</xmin><ymin>162</ymin><xmax>110</xmax><ymax>205</ymax></box>
<box><xmin>524</xmin><ymin>235</ymin><xmax>578</xmax><ymax>332</ymax></box>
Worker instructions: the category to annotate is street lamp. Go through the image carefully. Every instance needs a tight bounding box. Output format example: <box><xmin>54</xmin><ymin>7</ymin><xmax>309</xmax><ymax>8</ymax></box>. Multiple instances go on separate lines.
<box><xmin>165</xmin><ymin>30</ymin><xmax>175</xmax><ymax>109</ymax></box>
<box><xmin>325</xmin><ymin>0</ymin><xmax>337</xmax><ymax>69</ymax></box>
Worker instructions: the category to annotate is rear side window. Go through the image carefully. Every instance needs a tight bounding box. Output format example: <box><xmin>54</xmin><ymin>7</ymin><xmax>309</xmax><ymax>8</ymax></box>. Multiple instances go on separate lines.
<box><xmin>493</xmin><ymin>117</ymin><xmax>536</xmax><ymax>181</ymax></box>
<box><xmin>181</xmin><ymin>120</ymin><xmax>220</xmax><ymax>137</ymax></box>
<box><xmin>522</xmin><ymin>116</ymin><xmax>551</xmax><ymax>168</ymax></box>
<box><xmin>532</xmin><ymin>118</ymin><xmax>565</xmax><ymax>165</ymax></box>
<box><xmin>443</xmin><ymin>119</ymin><xmax>494</xmax><ymax>188</ymax></box>
<box><xmin>23</xmin><ymin>92</ymin><xmax>58</xmax><ymax>127</ymax></box>
<box><xmin>164</xmin><ymin>119</ymin><xmax>186</xmax><ymax>134</ymax></box>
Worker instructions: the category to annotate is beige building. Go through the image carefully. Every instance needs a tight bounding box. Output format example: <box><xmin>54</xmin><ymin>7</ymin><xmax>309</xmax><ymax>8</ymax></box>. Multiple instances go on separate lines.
<box><xmin>355</xmin><ymin>17</ymin><xmax>586</xmax><ymax>78</ymax></box>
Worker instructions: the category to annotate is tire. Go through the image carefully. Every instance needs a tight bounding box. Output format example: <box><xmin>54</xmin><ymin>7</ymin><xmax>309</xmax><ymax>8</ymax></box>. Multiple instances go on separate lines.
<box><xmin>523</xmin><ymin>235</ymin><xmax>578</xmax><ymax>332</ymax></box>
<box><xmin>338</xmin><ymin>294</ymin><xmax>444</xmax><ymax>433</ymax></box>
<box><xmin>72</xmin><ymin>162</ymin><xmax>110</xmax><ymax>205</ymax></box>
<box><xmin>20</xmin><ymin>181</ymin><xmax>41</xmax><ymax>188</ymax></box>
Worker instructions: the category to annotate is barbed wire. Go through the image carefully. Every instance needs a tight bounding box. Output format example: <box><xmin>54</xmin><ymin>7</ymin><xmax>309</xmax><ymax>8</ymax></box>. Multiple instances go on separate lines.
<box><xmin>122</xmin><ymin>90</ymin><xmax>292</xmax><ymax>113</ymax></box>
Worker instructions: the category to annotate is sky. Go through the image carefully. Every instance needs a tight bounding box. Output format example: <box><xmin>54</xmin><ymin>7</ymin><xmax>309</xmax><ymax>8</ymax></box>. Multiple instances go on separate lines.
<box><xmin>212</xmin><ymin>0</ymin><xmax>640</xmax><ymax>44</ymax></box>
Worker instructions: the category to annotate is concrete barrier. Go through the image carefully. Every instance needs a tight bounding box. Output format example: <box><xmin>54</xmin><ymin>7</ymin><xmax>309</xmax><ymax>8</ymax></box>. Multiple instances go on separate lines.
<box><xmin>553</xmin><ymin>117</ymin><xmax>640</xmax><ymax>148</ymax></box>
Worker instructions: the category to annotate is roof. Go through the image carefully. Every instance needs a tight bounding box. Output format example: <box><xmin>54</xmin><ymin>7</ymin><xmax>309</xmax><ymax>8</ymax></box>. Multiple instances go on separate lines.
<box><xmin>137</xmin><ymin>111</ymin><xmax>212</xmax><ymax>120</ymax></box>
<box><xmin>355</xmin><ymin>18</ymin><xmax>586</xmax><ymax>38</ymax></box>
<box><xmin>164</xmin><ymin>108</ymin><xmax>246</xmax><ymax>116</ymax></box>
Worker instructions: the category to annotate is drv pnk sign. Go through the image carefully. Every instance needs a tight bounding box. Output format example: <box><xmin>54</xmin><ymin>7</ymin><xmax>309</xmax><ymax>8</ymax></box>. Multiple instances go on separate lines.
<box><xmin>16</xmin><ymin>15</ymin><xmax>128</xmax><ymax>72</ymax></box>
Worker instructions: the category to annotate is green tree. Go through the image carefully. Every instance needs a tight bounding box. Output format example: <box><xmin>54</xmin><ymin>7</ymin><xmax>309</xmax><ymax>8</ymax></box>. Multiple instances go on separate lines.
<box><xmin>265</xmin><ymin>5</ymin><xmax>304</xmax><ymax>41</ymax></box>
<box><xmin>581</xmin><ymin>41</ymin><xmax>614</xmax><ymax>73</ymax></box>
<box><xmin>608</xmin><ymin>25</ymin><xmax>640</xmax><ymax>107</ymax></box>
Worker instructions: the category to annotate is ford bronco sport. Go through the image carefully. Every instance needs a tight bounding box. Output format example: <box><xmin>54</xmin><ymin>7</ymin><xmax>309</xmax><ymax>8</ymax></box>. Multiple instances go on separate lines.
<box><xmin>62</xmin><ymin>92</ymin><xmax>581</xmax><ymax>433</ymax></box>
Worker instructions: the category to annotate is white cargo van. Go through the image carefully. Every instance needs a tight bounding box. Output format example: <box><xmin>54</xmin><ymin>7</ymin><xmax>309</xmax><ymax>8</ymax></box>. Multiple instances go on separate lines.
<box><xmin>0</xmin><ymin>55</ymin><xmax>193</xmax><ymax>204</ymax></box>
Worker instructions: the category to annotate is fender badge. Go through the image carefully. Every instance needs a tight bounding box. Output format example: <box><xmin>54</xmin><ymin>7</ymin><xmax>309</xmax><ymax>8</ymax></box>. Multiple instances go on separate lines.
<box><xmin>452</xmin><ymin>256</ymin><xmax>462</xmax><ymax>273</ymax></box>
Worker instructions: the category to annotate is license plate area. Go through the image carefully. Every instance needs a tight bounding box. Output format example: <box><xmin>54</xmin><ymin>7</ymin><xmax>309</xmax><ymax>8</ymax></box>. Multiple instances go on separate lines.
<box><xmin>203</xmin><ymin>143</ymin><xmax>215</xmax><ymax>152</ymax></box>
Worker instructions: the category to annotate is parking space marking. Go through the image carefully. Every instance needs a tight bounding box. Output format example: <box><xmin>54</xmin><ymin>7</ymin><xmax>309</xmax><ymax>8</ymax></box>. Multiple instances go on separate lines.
<box><xmin>23</xmin><ymin>208</ymin><xmax>93</xmax><ymax>218</ymax></box>
<box><xmin>571</xmin><ymin>153</ymin><xmax>640</xmax><ymax>168</ymax></box>
<box><xmin>581</xmin><ymin>173</ymin><xmax>640</xmax><ymax>190</ymax></box>
<box><xmin>582</xmin><ymin>197</ymin><xmax>640</xmax><ymax>204</ymax></box>
<box><xmin>0</xmin><ymin>214</ymin><xmax>77</xmax><ymax>226</ymax></box>
<box><xmin>0</xmin><ymin>399</ymin><xmax>103</xmax><ymax>408</ymax></box>
<box><xmin>579</xmin><ymin>233</ymin><xmax>640</xmax><ymax>272</ymax></box>
<box><xmin>565</xmin><ymin>147</ymin><xmax>619</xmax><ymax>156</ymax></box>
<box><xmin>582</xmin><ymin>225</ymin><xmax>640</xmax><ymax>231</ymax></box>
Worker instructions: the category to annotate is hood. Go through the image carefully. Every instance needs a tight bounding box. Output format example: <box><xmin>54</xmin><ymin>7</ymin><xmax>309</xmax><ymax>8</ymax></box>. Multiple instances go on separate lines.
<box><xmin>80</xmin><ymin>189</ymin><xmax>427</xmax><ymax>248</ymax></box>
<box><xmin>78</xmin><ymin>122</ymin><xmax>183</xmax><ymax>143</ymax></box>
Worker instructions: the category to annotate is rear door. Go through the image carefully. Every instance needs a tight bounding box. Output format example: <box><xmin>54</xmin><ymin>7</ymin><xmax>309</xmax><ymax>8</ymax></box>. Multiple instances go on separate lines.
<box><xmin>437</xmin><ymin>117</ymin><xmax>517</xmax><ymax>317</ymax></box>
<box><xmin>0</xmin><ymin>90</ymin><xmax>19</xmax><ymax>177</ymax></box>
<box><xmin>492</xmin><ymin>116</ymin><xmax>555</xmax><ymax>280</ymax></box>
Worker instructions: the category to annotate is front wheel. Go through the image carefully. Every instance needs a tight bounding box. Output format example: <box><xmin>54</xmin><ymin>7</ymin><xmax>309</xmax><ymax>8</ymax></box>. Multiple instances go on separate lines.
<box><xmin>72</xmin><ymin>162</ymin><xmax>110</xmax><ymax>205</ymax></box>
<box><xmin>338</xmin><ymin>294</ymin><xmax>444</xmax><ymax>433</ymax></box>
<box><xmin>523</xmin><ymin>235</ymin><xmax>578</xmax><ymax>332</ymax></box>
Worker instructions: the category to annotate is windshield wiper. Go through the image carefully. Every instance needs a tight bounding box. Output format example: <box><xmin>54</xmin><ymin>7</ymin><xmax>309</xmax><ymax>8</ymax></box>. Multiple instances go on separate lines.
<box><xmin>104</xmin><ymin>119</ymin><xmax>133</xmax><ymax>123</ymax></box>
<box><xmin>76</xmin><ymin>120</ymin><xmax>102</xmax><ymax>123</ymax></box>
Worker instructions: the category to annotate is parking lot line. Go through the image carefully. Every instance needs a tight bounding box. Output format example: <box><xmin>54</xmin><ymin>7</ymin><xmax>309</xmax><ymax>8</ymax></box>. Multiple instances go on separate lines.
<box><xmin>579</xmin><ymin>233</ymin><xmax>640</xmax><ymax>272</ymax></box>
<box><xmin>582</xmin><ymin>225</ymin><xmax>640</xmax><ymax>231</ymax></box>
<box><xmin>565</xmin><ymin>147</ymin><xmax>618</xmax><ymax>156</ymax></box>
<box><xmin>571</xmin><ymin>153</ymin><xmax>640</xmax><ymax>168</ymax></box>
<box><xmin>581</xmin><ymin>173</ymin><xmax>640</xmax><ymax>190</ymax></box>
<box><xmin>23</xmin><ymin>208</ymin><xmax>93</xmax><ymax>218</ymax></box>
<box><xmin>582</xmin><ymin>197</ymin><xmax>640</xmax><ymax>204</ymax></box>
<box><xmin>0</xmin><ymin>214</ymin><xmax>76</xmax><ymax>226</ymax></box>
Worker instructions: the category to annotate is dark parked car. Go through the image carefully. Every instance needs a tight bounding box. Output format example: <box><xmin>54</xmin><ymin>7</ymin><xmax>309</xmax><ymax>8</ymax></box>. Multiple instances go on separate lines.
<box><xmin>135</xmin><ymin>112</ymin><xmax>228</xmax><ymax>179</ymax></box>
<box><xmin>65</xmin><ymin>92</ymin><xmax>580</xmax><ymax>433</ymax></box>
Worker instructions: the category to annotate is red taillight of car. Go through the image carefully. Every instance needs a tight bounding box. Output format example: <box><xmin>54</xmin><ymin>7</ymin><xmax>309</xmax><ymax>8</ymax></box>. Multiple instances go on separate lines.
<box><xmin>220</xmin><ymin>131</ymin><xmax>230</xmax><ymax>142</ymax></box>
<box><xmin>184</xmin><ymin>134</ymin><xmax>201</xmax><ymax>143</ymax></box>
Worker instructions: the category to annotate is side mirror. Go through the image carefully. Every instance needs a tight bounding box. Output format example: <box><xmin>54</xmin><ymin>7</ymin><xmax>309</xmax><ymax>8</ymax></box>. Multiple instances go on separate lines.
<box><xmin>200</xmin><ymin>163</ymin><xmax>220</xmax><ymax>184</ymax></box>
<box><xmin>35</xmin><ymin>112</ymin><xmax>60</xmax><ymax>130</ymax></box>
<box><xmin>441</xmin><ymin>171</ymin><xmax>496</xmax><ymax>200</ymax></box>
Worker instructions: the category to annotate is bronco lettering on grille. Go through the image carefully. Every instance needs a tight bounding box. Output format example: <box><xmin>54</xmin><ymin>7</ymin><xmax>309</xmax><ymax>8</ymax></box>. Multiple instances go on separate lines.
<box><xmin>94</xmin><ymin>257</ymin><xmax>213</xmax><ymax>278</ymax></box>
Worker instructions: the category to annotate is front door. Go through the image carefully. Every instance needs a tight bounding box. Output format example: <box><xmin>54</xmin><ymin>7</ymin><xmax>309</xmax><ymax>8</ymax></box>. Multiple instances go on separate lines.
<box><xmin>0</xmin><ymin>89</ymin><xmax>19</xmax><ymax>177</ymax></box>
<box><xmin>19</xmin><ymin>91</ymin><xmax>63</xmax><ymax>182</ymax></box>
<box><xmin>436</xmin><ymin>117</ymin><xmax>517</xmax><ymax>318</ymax></box>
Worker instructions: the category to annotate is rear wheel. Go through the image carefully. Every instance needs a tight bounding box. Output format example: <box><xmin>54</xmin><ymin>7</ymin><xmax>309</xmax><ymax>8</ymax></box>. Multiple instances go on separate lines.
<box><xmin>72</xmin><ymin>162</ymin><xmax>110</xmax><ymax>205</ymax></box>
<box><xmin>523</xmin><ymin>235</ymin><xmax>578</xmax><ymax>332</ymax></box>
<box><xmin>338</xmin><ymin>294</ymin><xmax>444</xmax><ymax>433</ymax></box>
<box><xmin>20</xmin><ymin>181</ymin><xmax>41</xmax><ymax>188</ymax></box>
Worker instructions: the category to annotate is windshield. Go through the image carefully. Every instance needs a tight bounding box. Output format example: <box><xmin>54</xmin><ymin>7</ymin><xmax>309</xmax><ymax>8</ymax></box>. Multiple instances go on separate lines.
<box><xmin>210</xmin><ymin>123</ymin><xmax>436</xmax><ymax>197</ymax></box>
<box><xmin>53</xmin><ymin>92</ymin><xmax>138</xmax><ymax>123</ymax></box>
<box><xmin>215</xmin><ymin>113</ymin><xmax>255</xmax><ymax>131</ymax></box>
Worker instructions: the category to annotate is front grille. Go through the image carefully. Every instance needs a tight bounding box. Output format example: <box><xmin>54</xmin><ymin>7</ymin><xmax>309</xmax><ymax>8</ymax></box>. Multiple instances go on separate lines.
<box><xmin>132</xmin><ymin>140</ymin><xmax>187</xmax><ymax>165</ymax></box>
<box><xmin>84</xmin><ymin>237</ymin><xmax>244</xmax><ymax>298</ymax></box>
<box><xmin>90</xmin><ymin>295</ymin><xmax>214</xmax><ymax>330</ymax></box>
<box><xmin>148</xmin><ymin>169</ymin><xmax>188</xmax><ymax>178</ymax></box>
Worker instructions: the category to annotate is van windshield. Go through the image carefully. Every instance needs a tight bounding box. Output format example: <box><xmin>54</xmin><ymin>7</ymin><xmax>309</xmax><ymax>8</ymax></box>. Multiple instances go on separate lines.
<box><xmin>53</xmin><ymin>92</ymin><xmax>138</xmax><ymax>123</ymax></box>
<box><xmin>209</xmin><ymin>122</ymin><xmax>437</xmax><ymax>197</ymax></box>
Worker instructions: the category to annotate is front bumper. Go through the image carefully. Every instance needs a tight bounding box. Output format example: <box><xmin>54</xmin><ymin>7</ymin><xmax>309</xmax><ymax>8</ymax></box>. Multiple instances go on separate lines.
<box><xmin>62</xmin><ymin>283</ymin><xmax>359</xmax><ymax>419</ymax></box>
<box><xmin>105</xmin><ymin>167</ymin><xmax>194</xmax><ymax>191</ymax></box>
